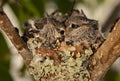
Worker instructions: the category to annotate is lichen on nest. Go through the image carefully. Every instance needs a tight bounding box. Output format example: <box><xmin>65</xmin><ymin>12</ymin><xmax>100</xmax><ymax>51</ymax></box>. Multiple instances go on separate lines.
<box><xmin>28</xmin><ymin>38</ymin><xmax>93</xmax><ymax>81</ymax></box>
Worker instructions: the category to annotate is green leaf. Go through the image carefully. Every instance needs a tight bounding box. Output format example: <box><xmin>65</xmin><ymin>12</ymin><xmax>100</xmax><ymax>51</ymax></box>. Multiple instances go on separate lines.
<box><xmin>104</xmin><ymin>69</ymin><xmax>119</xmax><ymax>81</ymax></box>
<box><xmin>19</xmin><ymin>0</ymin><xmax>41</xmax><ymax>17</ymax></box>
<box><xmin>0</xmin><ymin>32</ymin><xmax>9</xmax><ymax>54</ymax></box>
<box><xmin>0</xmin><ymin>63</ymin><xmax>13</xmax><ymax>81</ymax></box>
<box><xmin>0</xmin><ymin>32</ymin><xmax>13</xmax><ymax>81</ymax></box>
<box><xmin>97</xmin><ymin>0</ymin><xmax>105</xmax><ymax>4</ymax></box>
<box><xmin>31</xmin><ymin>0</ymin><xmax>45</xmax><ymax>17</ymax></box>
<box><xmin>53</xmin><ymin>0</ymin><xmax>73</xmax><ymax>14</ymax></box>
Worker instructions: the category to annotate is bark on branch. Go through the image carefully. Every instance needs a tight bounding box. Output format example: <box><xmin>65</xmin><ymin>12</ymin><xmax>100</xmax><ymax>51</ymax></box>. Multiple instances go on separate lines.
<box><xmin>90</xmin><ymin>19</ymin><xmax>120</xmax><ymax>81</ymax></box>
<box><xmin>0</xmin><ymin>8</ymin><xmax>33</xmax><ymax>65</ymax></box>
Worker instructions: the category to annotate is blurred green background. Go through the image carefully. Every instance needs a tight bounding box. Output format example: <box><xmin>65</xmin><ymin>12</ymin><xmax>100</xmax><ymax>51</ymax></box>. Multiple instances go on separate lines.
<box><xmin>0</xmin><ymin>0</ymin><xmax>120</xmax><ymax>81</ymax></box>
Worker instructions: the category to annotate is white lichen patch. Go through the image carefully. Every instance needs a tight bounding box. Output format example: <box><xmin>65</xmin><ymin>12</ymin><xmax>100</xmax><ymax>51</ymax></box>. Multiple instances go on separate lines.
<box><xmin>27</xmin><ymin>39</ymin><xmax>93</xmax><ymax>81</ymax></box>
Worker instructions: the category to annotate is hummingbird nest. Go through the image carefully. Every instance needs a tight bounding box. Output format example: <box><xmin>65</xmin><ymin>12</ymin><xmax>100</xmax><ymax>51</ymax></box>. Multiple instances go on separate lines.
<box><xmin>22</xmin><ymin>9</ymin><xmax>104</xmax><ymax>81</ymax></box>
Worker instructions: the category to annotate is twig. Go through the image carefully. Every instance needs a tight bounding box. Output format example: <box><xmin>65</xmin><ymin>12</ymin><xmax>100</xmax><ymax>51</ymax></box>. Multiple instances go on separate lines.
<box><xmin>90</xmin><ymin>19</ymin><xmax>120</xmax><ymax>81</ymax></box>
<box><xmin>0</xmin><ymin>8</ymin><xmax>32</xmax><ymax>65</ymax></box>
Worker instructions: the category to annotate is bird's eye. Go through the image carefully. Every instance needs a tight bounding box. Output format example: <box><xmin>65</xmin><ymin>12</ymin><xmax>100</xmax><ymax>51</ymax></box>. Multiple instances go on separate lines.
<box><xmin>60</xmin><ymin>30</ymin><xmax>64</xmax><ymax>35</ymax></box>
<box><xmin>71</xmin><ymin>24</ymin><xmax>79</xmax><ymax>28</ymax></box>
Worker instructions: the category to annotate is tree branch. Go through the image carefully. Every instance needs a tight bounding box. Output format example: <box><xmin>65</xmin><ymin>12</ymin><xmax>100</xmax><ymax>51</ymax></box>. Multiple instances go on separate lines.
<box><xmin>0</xmin><ymin>8</ymin><xmax>32</xmax><ymax>65</ymax></box>
<box><xmin>90</xmin><ymin>19</ymin><xmax>120</xmax><ymax>81</ymax></box>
